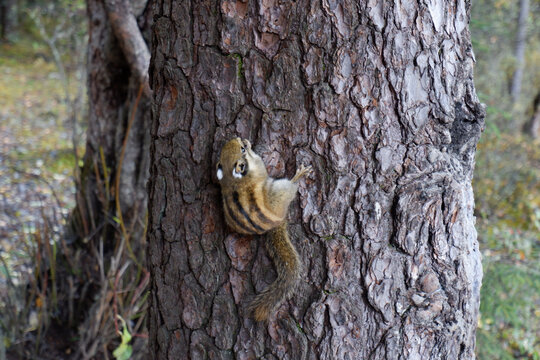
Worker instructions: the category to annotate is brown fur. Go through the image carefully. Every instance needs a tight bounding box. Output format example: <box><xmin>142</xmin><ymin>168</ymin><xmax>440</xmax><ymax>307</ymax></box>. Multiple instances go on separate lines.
<box><xmin>248</xmin><ymin>221</ymin><xmax>300</xmax><ymax>321</ymax></box>
<box><xmin>217</xmin><ymin>138</ymin><xmax>311</xmax><ymax>320</ymax></box>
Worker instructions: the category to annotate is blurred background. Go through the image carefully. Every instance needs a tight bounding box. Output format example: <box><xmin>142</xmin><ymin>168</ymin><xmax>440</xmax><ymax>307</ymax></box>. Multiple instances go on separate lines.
<box><xmin>0</xmin><ymin>0</ymin><xmax>538</xmax><ymax>359</ymax></box>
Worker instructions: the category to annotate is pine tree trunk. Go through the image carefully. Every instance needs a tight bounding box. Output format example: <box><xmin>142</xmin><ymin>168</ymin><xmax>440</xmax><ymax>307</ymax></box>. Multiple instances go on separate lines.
<box><xmin>147</xmin><ymin>1</ymin><xmax>485</xmax><ymax>359</ymax></box>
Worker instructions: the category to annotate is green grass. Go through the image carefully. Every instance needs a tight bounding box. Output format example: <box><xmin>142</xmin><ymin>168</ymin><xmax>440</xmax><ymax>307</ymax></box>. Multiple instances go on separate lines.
<box><xmin>0</xmin><ymin>39</ymin><xmax>79</xmax><ymax>177</ymax></box>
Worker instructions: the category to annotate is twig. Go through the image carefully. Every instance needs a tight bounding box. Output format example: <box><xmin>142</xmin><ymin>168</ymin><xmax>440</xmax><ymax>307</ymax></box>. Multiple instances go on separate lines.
<box><xmin>103</xmin><ymin>0</ymin><xmax>151</xmax><ymax>96</ymax></box>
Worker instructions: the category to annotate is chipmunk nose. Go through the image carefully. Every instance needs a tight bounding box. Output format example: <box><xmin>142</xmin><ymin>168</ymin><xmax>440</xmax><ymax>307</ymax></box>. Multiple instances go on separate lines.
<box><xmin>235</xmin><ymin>161</ymin><xmax>247</xmax><ymax>175</ymax></box>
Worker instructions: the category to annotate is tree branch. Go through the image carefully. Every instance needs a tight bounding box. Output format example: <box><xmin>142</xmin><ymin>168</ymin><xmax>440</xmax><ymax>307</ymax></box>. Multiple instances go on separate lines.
<box><xmin>103</xmin><ymin>0</ymin><xmax>151</xmax><ymax>97</ymax></box>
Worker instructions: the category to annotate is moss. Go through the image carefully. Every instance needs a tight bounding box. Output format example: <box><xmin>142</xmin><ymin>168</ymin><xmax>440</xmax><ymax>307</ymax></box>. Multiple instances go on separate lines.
<box><xmin>230</xmin><ymin>53</ymin><xmax>244</xmax><ymax>79</ymax></box>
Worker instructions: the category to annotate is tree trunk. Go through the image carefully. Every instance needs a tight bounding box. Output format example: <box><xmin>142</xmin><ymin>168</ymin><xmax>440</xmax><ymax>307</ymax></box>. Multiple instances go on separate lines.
<box><xmin>0</xmin><ymin>0</ymin><xmax>10</xmax><ymax>41</ymax></box>
<box><xmin>510</xmin><ymin>0</ymin><xmax>529</xmax><ymax>104</ymax></box>
<box><xmin>523</xmin><ymin>91</ymin><xmax>540</xmax><ymax>138</ymax></box>
<box><xmin>72</xmin><ymin>0</ymin><xmax>151</xmax><ymax>252</ymax></box>
<box><xmin>147</xmin><ymin>1</ymin><xmax>485</xmax><ymax>359</ymax></box>
<box><xmin>62</xmin><ymin>0</ymin><xmax>152</xmax><ymax>356</ymax></box>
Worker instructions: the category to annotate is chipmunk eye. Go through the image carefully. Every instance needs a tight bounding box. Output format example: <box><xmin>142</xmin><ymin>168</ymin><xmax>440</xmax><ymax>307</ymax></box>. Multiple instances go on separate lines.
<box><xmin>241</xmin><ymin>146</ymin><xmax>246</xmax><ymax>153</ymax></box>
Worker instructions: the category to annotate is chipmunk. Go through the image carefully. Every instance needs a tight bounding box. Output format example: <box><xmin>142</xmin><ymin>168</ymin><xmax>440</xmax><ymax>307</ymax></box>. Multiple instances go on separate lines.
<box><xmin>216</xmin><ymin>137</ymin><xmax>312</xmax><ymax>321</ymax></box>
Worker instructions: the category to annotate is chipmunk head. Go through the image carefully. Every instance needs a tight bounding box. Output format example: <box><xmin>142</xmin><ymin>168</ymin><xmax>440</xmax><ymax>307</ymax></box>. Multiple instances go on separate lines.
<box><xmin>217</xmin><ymin>137</ymin><xmax>266</xmax><ymax>183</ymax></box>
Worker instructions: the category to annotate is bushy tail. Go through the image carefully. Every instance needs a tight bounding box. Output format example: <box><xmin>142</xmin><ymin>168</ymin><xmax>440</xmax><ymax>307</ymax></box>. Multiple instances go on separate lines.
<box><xmin>249</xmin><ymin>221</ymin><xmax>301</xmax><ymax>321</ymax></box>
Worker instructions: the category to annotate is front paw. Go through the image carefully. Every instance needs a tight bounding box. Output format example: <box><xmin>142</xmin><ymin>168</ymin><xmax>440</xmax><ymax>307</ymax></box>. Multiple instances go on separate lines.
<box><xmin>292</xmin><ymin>164</ymin><xmax>313</xmax><ymax>182</ymax></box>
<box><xmin>242</xmin><ymin>139</ymin><xmax>252</xmax><ymax>150</ymax></box>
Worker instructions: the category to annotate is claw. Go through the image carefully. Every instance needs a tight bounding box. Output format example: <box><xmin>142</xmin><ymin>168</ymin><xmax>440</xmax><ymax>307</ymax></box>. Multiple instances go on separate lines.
<box><xmin>292</xmin><ymin>164</ymin><xmax>313</xmax><ymax>183</ymax></box>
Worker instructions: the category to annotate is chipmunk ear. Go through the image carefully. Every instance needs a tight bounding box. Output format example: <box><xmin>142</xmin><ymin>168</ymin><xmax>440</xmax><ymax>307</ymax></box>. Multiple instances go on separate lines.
<box><xmin>216</xmin><ymin>163</ymin><xmax>223</xmax><ymax>180</ymax></box>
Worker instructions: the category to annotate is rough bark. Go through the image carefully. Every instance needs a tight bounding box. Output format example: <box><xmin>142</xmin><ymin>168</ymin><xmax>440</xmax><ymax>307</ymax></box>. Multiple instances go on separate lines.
<box><xmin>148</xmin><ymin>1</ymin><xmax>485</xmax><ymax>359</ymax></box>
<box><xmin>510</xmin><ymin>0</ymin><xmax>529</xmax><ymax>104</ymax></box>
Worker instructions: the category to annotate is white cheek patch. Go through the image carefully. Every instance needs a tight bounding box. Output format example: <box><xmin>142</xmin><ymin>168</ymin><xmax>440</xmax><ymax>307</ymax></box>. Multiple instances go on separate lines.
<box><xmin>232</xmin><ymin>169</ymin><xmax>243</xmax><ymax>179</ymax></box>
<box><xmin>217</xmin><ymin>168</ymin><xmax>223</xmax><ymax>180</ymax></box>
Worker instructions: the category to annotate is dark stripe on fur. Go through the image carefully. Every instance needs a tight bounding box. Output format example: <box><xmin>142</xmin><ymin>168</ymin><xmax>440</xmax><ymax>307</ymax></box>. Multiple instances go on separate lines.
<box><xmin>248</xmin><ymin>189</ymin><xmax>276</xmax><ymax>226</ymax></box>
<box><xmin>224</xmin><ymin>196</ymin><xmax>256</xmax><ymax>234</ymax></box>
<box><xmin>233</xmin><ymin>191</ymin><xmax>265</xmax><ymax>233</ymax></box>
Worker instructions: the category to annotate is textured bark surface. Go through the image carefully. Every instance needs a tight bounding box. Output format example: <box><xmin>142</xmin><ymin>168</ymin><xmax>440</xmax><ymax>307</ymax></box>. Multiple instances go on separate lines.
<box><xmin>148</xmin><ymin>1</ymin><xmax>485</xmax><ymax>359</ymax></box>
<box><xmin>73</xmin><ymin>0</ymin><xmax>151</xmax><ymax>246</ymax></box>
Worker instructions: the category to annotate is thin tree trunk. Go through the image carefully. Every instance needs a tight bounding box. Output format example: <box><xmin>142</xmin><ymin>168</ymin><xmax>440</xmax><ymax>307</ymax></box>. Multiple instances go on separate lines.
<box><xmin>523</xmin><ymin>92</ymin><xmax>540</xmax><ymax>138</ymax></box>
<box><xmin>511</xmin><ymin>0</ymin><xmax>529</xmax><ymax>104</ymax></box>
<box><xmin>148</xmin><ymin>1</ymin><xmax>485</xmax><ymax>359</ymax></box>
<box><xmin>0</xmin><ymin>0</ymin><xmax>9</xmax><ymax>41</ymax></box>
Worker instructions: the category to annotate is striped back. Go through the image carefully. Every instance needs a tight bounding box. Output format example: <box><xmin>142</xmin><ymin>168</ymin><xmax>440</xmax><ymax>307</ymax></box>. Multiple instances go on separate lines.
<box><xmin>222</xmin><ymin>184</ymin><xmax>283</xmax><ymax>235</ymax></box>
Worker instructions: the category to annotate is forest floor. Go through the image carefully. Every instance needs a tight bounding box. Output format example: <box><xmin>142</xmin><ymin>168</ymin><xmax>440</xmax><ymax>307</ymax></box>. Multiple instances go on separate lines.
<box><xmin>0</xmin><ymin>40</ymin><xmax>77</xmax><ymax>345</ymax></box>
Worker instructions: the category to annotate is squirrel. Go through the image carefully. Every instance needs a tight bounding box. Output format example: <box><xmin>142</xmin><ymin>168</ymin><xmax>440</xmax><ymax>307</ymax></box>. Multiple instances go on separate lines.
<box><xmin>216</xmin><ymin>137</ymin><xmax>312</xmax><ymax>321</ymax></box>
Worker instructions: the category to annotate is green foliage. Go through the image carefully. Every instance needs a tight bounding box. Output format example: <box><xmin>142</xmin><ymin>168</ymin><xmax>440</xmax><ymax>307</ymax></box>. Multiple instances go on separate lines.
<box><xmin>471</xmin><ymin>0</ymin><xmax>540</xmax><ymax>129</ymax></box>
<box><xmin>475</xmin><ymin>131</ymin><xmax>540</xmax><ymax>230</ymax></box>
<box><xmin>113</xmin><ymin>317</ymin><xmax>133</xmax><ymax>360</ymax></box>
<box><xmin>477</xmin><ymin>243</ymin><xmax>540</xmax><ymax>360</ymax></box>
<box><xmin>472</xmin><ymin>4</ymin><xmax>540</xmax><ymax>351</ymax></box>
<box><xmin>481</xmin><ymin>260</ymin><xmax>539</xmax><ymax>329</ymax></box>
<box><xmin>474</xmin><ymin>131</ymin><xmax>540</xmax><ymax>359</ymax></box>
